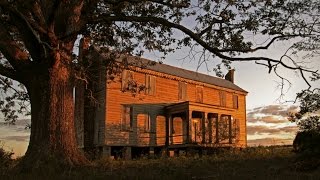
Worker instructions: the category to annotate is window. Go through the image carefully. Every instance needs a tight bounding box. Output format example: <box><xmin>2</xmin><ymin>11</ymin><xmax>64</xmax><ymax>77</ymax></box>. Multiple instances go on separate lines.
<box><xmin>121</xmin><ymin>70</ymin><xmax>134</xmax><ymax>91</ymax></box>
<box><xmin>178</xmin><ymin>81</ymin><xmax>187</xmax><ymax>101</ymax></box>
<box><xmin>233</xmin><ymin>95</ymin><xmax>238</xmax><ymax>109</ymax></box>
<box><xmin>145</xmin><ymin>74</ymin><xmax>156</xmax><ymax>95</ymax></box>
<box><xmin>121</xmin><ymin>105</ymin><xmax>133</xmax><ymax>130</ymax></box>
<box><xmin>196</xmin><ymin>86</ymin><xmax>203</xmax><ymax>103</ymax></box>
<box><xmin>219</xmin><ymin>91</ymin><xmax>226</xmax><ymax>107</ymax></box>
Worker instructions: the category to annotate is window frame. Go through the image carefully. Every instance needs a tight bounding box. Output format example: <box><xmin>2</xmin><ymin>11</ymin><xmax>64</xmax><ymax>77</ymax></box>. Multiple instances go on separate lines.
<box><xmin>219</xmin><ymin>91</ymin><xmax>226</xmax><ymax>107</ymax></box>
<box><xmin>145</xmin><ymin>74</ymin><xmax>156</xmax><ymax>96</ymax></box>
<box><xmin>195</xmin><ymin>86</ymin><xmax>203</xmax><ymax>103</ymax></box>
<box><xmin>121</xmin><ymin>70</ymin><xmax>134</xmax><ymax>91</ymax></box>
<box><xmin>233</xmin><ymin>95</ymin><xmax>239</xmax><ymax>109</ymax></box>
<box><xmin>178</xmin><ymin>81</ymin><xmax>187</xmax><ymax>101</ymax></box>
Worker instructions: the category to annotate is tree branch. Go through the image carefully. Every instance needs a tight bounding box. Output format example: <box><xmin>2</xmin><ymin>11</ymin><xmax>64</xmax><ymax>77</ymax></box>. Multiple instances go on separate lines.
<box><xmin>0</xmin><ymin>22</ymin><xmax>31</xmax><ymax>71</ymax></box>
<box><xmin>219</xmin><ymin>34</ymin><xmax>302</xmax><ymax>53</ymax></box>
<box><xmin>92</xmin><ymin>15</ymin><xmax>319</xmax><ymax>86</ymax></box>
<box><xmin>0</xmin><ymin>3</ymin><xmax>47</xmax><ymax>61</ymax></box>
<box><xmin>104</xmin><ymin>0</ymin><xmax>189</xmax><ymax>8</ymax></box>
<box><xmin>0</xmin><ymin>64</ymin><xmax>19</xmax><ymax>81</ymax></box>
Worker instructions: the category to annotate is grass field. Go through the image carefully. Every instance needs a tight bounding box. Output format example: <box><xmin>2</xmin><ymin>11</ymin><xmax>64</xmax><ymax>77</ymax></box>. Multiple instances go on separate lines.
<box><xmin>1</xmin><ymin>146</ymin><xmax>320</xmax><ymax>179</ymax></box>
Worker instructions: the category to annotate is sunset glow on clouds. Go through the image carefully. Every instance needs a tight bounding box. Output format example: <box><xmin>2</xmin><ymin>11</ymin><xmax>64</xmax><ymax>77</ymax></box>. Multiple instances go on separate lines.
<box><xmin>0</xmin><ymin>120</ymin><xmax>30</xmax><ymax>157</ymax></box>
<box><xmin>247</xmin><ymin>104</ymin><xmax>299</xmax><ymax>146</ymax></box>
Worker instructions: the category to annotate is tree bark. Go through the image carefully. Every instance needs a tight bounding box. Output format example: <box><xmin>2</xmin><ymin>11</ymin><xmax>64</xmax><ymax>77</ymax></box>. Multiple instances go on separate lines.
<box><xmin>18</xmin><ymin>53</ymin><xmax>88</xmax><ymax>171</ymax></box>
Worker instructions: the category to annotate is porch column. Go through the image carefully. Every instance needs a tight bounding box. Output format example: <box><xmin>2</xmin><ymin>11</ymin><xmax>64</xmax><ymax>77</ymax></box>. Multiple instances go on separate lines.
<box><xmin>128</xmin><ymin>109</ymin><xmax>137</xmax><ymax>146</ymax></box>
<box><xmin>183</xmin><ymin>110</ymin><xmax>188</xmax><ymax>143</ymax></box>
<box><xmin>124</xmin><ymin>147</ymin><xmax>132</xmax><ymax>160</ymax></box>
<box><xmin>101</xmin><ymin>146</ymin><xmax>111</xmax><ymax>158</ymax></box>
<box><xmin>149</xmin><ymin>114</ymin><xmax>157</xmax><ymax>146</ymax></box>
<box><xmin>216</xmin><ymin>114</ymin><xmax>219</xmax><ymax>143</ymax></box>
<box><xmin>188</xmin><ymin>110</ymin><xmax>193</xmax><ymax>143</ymax></box>
<box><xmin>202</xmin><ymin>112</ymin><xmax>208</xmax><ymax>144</ymax></box>
<box><xmin>165</xmin><ymin>113</ymin><xmax>170</xmax><ymax>156</ymax></box>
<box><xmin>169</xmin><ymin>115</ymin><xmax>173</xmax><ymax>145</ymax></box>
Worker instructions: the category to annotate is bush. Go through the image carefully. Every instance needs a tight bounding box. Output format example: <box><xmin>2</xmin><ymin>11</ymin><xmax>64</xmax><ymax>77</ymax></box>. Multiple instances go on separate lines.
<box><xmin>0</xmin><ymin>144</ymin><xmax>14</xmax><ymax>175</ymax></box>
<box><xmin>293</xmin><ymin>131</ymin><xmax>320</xmax><ymax>154</ymax></box>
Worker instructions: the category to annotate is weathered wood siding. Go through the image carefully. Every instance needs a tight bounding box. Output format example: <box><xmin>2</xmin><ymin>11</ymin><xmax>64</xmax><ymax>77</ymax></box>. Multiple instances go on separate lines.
<box><xmin>105</xmin><ymin>68</ymin><xmax>247</xmax><ymax>147</ymax></box>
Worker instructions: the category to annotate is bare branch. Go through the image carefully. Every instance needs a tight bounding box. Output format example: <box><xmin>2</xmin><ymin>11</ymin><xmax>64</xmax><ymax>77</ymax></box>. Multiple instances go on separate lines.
<box><xmin>104</xmin><ymin>0</ymin><xmax>189</xmax><ymax>8</ymax></box>
<box><xmin>92</xmin><ymin>16</ymin><xmax>319</xmax><ymax>77</ymax></box>
<box><xmin>220</xmin><ymin>35</ymin><xmax>302</xmax><ymax>53</ymax></box>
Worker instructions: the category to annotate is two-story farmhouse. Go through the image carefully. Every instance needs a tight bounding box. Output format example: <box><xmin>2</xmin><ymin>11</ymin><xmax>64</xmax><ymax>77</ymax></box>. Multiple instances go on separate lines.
<box><xmin>75</xmin><ymin>49</ymin><xmax>248</xmax><ymax>159</ymax></box>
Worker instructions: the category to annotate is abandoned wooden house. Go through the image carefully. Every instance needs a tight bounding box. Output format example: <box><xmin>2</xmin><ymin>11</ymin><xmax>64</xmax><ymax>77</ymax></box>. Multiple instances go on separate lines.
<box><xmin>74</xmin><ymin>51</ymin><xmax>248</xmax><ymax>159</ymax></box>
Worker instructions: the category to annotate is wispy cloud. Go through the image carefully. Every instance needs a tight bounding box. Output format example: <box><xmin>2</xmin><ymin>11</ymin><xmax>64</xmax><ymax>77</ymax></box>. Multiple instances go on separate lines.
<box><xmin>247</xmin><ymin>125</ymin><xmax>298</xmax><ymax>135</ymax></box>
<box><xmin>248</xmin><ymin>138</ymin><xmax>293</xmax><ymax>146</ymax></box>
<box><xmin>1</xmin><ymin>135</ymin><xmax>30</xmax><ymax>142</ymax></box>
<box><xmin>247</xmin><ymin>104</ymin><xmax>299</xmax><ymax>144</ymax></box>
<box><xmin>247</xmin><ymin>105</ymin><xmax>298</xmax><ymax>118</ymax></box>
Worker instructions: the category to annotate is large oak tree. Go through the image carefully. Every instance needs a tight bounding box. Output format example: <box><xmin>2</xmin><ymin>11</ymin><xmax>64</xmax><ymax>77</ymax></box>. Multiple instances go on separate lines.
<box><xmin>0</xmin><ymin>0</ymin><xmax>319</xmax><ymax>169</ymax></box>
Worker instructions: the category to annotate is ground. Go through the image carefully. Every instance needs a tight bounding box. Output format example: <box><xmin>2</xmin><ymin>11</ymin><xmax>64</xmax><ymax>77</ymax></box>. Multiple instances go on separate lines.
<box><xmin>1</xmin><ymin>146</ymin><xmax>320</xmax><ymax>179</ymax></box>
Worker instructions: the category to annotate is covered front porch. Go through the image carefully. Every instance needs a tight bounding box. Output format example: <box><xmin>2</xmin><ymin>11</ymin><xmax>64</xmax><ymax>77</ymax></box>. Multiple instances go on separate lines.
<box><xmin>165</xmin><ymin>101</ymin><xmax>239</xmax><ymax>149</ymax></box>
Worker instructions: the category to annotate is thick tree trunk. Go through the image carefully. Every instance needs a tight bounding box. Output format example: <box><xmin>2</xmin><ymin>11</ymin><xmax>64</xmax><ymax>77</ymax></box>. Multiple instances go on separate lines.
<box><xmin>19</xmin><ymin>55</ymin><xmax>88</xmax><ymax>171</ymax></box>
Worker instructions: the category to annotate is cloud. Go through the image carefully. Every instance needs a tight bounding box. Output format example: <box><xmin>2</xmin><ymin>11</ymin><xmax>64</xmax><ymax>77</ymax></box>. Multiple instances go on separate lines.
<box><xmin>247</xmin><ymin>125</ymin><xmax>298</xmax><ymax>136</ymax></box>
<box><xmin>0</xmin><ymin>119</ymin><xmax>31</xmax><ymax>133</ymax></box>
<box><xmin>247</xmin><ymin>105</ymin><xmax>299</xmax><ymax>126</ymax></box>
<box><xmin>0</xmin><ymin>135</ymin><xmax>30</xmax><ymax>142</ymax></box>
<box><xmin>248</xmin><ymin>115</ymin><xmax>287</xmax><ymax>124</ymax></box>
<box><xmin>248</xmin><ymin>104</ymin><xmax>298</xmax><ymax>118</ymax></box>
<box><xmin>248</xmin><ymin>138</ymin><xmax>293</xmax><ymax>146</ymax></box>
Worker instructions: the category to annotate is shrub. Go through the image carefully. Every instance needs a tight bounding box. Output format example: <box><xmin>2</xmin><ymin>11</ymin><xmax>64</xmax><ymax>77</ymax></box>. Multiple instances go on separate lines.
<box><xmin>293</xmin><ymin>131</ymin><xmax>320</xmax><ymax>154</ymax></box>
<box><xmin>0</xmin><ymin>144</ymin><xmax>14</xmax><ymax>175</ymax></box>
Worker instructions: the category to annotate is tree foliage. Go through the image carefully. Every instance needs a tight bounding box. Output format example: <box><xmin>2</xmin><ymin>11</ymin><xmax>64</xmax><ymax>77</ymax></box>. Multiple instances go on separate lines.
<box><xmin>289</xmin><ymin>89</ymin><xmax>320</xmax><ymax>153</ymax></box>
<box><xmin>289</xmin><ymin>89</ymin><xmax>320</xmax><ymax>132</ymax></box>
<box><xmin>0</xmin><ymin>0</ymin><xmax>319</xmax><ymax>167</ymax></box>
<box><xmin>0</xmin><ymin>0</ymin><xmax>319</xmax><ymax>123</ymax></box>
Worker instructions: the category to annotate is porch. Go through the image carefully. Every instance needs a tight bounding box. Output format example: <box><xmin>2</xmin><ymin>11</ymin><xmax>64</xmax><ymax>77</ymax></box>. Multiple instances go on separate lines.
<box><xmin>165</xmin><ymin>101</ymin><xmax>239</xmax><ymax>148</ymax></box>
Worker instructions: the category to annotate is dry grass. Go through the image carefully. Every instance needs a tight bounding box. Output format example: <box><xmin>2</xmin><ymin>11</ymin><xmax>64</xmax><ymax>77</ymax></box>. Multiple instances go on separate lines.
<box><xmin>1</xmin><ymin>146</ymin><xmax>320</xmax><ymax>179</ymax></box>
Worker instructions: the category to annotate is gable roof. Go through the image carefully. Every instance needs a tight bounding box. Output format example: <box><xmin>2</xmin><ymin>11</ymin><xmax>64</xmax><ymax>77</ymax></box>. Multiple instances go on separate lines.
<box><xmin>126</xmin><ymin>56</ymin><xmax>247</xmax><ymax>93</ymax></box>
<box><xmin>90</xmin><ymin>47</ymin><xmax>247</xmax><ymax>93</ymax></box>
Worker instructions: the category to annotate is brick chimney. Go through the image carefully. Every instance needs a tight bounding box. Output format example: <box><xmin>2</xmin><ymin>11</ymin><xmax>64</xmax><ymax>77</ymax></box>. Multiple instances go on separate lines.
<box><xmin>225</xmin><ymin>69</ymin><xmax>235</xmax><ymax>83</ymax></box>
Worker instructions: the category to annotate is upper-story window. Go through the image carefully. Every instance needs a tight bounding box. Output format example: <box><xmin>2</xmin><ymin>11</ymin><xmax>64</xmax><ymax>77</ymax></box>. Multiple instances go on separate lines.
<box><xmin>121</xmin><ymin>70</ymin><xmax>134</xmax><ymax>91</ymax></box>
<box><xmin>178</xmin><ymin>81</ymin><xmax>187</xmax><ymax>101</ymax></box>
<box><xmin>219</xmin><ymin>91</ymin><xmax>226</xmax><ymax>107</ymax></box>
<box><xmin>233</xmin><ymin>95</ymin><xmax>238</xmax><ymax>109</ymax></box>
<box><xmin>145</xmin><ymin>74</ymin><xmax>156</xmax><ymax>95</ymax></box>
<box><xmin>196</xmin><ymin>86</ymin><xmax>203</xmax><ymax>103</ymax></box>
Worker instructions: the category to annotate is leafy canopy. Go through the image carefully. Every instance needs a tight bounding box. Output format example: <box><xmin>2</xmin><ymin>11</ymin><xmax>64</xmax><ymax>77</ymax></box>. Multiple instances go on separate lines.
<box><xmin>0</xmin><ymin>0</ymin><xmax>319</xmax><ymax>123</ymax></box>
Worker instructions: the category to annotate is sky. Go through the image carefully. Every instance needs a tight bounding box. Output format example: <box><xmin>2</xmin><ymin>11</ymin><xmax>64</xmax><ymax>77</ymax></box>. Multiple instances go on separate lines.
<box><xmin>1</xmin><ymin>36</ymin><xmax>319</xmax><ymax>158</ymax></box>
